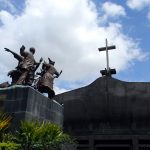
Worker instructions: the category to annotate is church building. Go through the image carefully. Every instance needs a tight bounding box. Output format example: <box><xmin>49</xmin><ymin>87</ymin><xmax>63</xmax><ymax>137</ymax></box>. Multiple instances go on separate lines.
<box><xmin>55</xmin><ymin>40</ymin><xmax>150</xmax><ymax>150</ymax></box>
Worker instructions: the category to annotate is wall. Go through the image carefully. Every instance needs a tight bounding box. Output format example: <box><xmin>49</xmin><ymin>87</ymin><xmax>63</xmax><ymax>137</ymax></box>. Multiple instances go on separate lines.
<box><xmin>0</xmin><ymin>85</ymin><xmax>63</xmax><ymax>130</ymax></box>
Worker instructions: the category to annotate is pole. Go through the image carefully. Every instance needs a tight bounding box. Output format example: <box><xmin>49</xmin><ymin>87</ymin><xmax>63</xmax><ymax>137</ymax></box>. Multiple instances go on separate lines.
<box><xmin>106</xmin><ymin>39</ymin><xmax>109</xmax><ymax>72</ymax></box>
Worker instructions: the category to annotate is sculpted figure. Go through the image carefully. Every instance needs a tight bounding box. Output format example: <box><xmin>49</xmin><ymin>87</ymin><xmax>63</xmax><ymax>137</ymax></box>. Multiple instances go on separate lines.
<box><xmin>0</xmin><ymin>82</ymin><xmax>10</xmax><ymax>88</ymax></box>
<box><xmin>16</xmin><ymin>47</ymin><xmax>42</xmax><ymax>85</ymax></box>
<box><xmin>4</xmin><ymin>46</ymin><xmax>25</xmax><ymax>85</ymax></box>
<box><xmin>16</xmin><ymin>47</ymin><xmax>36</xmax><ymax>85</ymax></box>
<box><xmin>37</xmin><ymin>58</ymin><xmax>62</xmax><ymax>99</ymax></box>
<box><xmin>25</xmin><ymin>57</ymin><xmax>43</xmax><ymax>86</ymax></box>
<box><xmin>5</xmin><ymin>46</ymin><xmax>42</xmax><ymax>86</ymax></box>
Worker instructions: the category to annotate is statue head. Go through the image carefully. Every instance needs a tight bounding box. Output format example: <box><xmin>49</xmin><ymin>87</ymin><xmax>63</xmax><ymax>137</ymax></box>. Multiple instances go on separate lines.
<box><xmin>20</xmin><ymin>45</ymin><xmax>25</xmax><ymax>51</ymax></box>
<box><xmin>29</xmin><ymin>47</ymin><xmax>35</xmax><ymax>54</ymax></box>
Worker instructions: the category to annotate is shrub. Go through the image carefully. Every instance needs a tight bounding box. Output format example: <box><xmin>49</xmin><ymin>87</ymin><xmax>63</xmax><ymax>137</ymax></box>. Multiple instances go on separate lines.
<box><xmin>14</xmin><ymin>120</ymin><xmax>75</xmax><ymax>150</ymax></box>
<box><xmin>0</xmin><ymin>142</ymin><xmax>21</xmax><ymax>150</ymax></box>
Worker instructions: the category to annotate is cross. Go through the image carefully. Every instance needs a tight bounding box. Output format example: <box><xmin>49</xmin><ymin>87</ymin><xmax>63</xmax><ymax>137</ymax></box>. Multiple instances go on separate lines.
<box><xmin>98</xmin><ymin>39</ymin><xmax>116</xmax><ymax>76</ymax></box>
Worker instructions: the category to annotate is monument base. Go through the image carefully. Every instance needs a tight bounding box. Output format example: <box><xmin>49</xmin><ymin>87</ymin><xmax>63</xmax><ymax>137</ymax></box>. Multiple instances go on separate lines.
<box><xmin>0</xmin><ymin>85</ymin><xmax>63</xmax><ymax>130</ymax></box>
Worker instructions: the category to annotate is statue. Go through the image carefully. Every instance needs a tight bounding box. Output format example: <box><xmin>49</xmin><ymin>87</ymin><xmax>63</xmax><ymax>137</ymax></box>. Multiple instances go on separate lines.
<box><xmin>36</xmin><ymin>58</ymin><xmax>62</xmax><ymax>99</ymax></box>
<box><xmin>2</xmin><ymin>45</ymin><xmax>61</xmax><ymax>100</ymax></box>
<box><xmin>4</xmin><ymin>46</ymin><xmax>42</xmax><ymax>86</ymax></box>
<box><xmin>15</xmin><ymin>47</ymin><xmax>43</xmax><ymax>85</ymax></box>
<box><xmin>4</xmin><ymin>45</ymin><xmax>25</xmax><ymax>85</ymax></box>
<box><xmin>0</xmin><ymin>82</ymin><xmax>10</xmax><ymax>88</ymax></box>
<box><xmin>25</xmin><ymin>57</ymin><xmax>43</xmax><ymax>86</ymax></box>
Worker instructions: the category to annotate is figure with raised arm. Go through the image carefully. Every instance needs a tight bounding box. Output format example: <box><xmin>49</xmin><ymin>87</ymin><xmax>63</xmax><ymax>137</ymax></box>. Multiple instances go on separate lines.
<box><xmin>37</xmin><ymin>58</ymin><xmax>62</xmax><ymax>99</ymax></box>
<box><xmin>4</xmin><ymin>45</ymin><xmax>25</xmax><ymax>85</ymax></box>
<box><xmin>16</xmin><ymin>47</ymin><xmax>40</xmax><ymax>85</ymax></box>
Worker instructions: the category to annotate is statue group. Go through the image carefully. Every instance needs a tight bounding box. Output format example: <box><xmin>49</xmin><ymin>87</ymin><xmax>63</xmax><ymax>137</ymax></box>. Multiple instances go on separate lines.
<box><xmin>0</xmin><ymin>45</ymin><xmax>62</xmax><ymax>99</ymax></box>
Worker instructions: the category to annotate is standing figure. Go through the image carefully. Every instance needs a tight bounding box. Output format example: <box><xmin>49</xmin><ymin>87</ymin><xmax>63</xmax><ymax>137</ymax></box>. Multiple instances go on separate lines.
<box><xmin>4</xmin><ymin>45</ymin><xmax>25</xmax><ymax>85</ymax></box>
<box><xmin>16</xmin><ymin>47</ymin><xmax>36</xmax><ymax>85</ymax></box>
<box><xmin>25</xmin><ymin>57</ymin><xmax>43</xmax><ymax>86</ymax></box>
<box><xmin>37</xmin><ymin>58</ymin><xmax>62</xmax><ymax>99</ymax></box>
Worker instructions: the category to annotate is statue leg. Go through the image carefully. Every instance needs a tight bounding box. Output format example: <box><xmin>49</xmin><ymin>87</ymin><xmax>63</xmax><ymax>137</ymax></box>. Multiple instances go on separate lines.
<box><xmin>48</xmin><ymin>90</ymin><xmax>55</xmax><ymax>99</ymax></box>
<box><xmin>16</xmin><ymin>70</ymin><xmax>28</xmax><ymax>85</ymax></box>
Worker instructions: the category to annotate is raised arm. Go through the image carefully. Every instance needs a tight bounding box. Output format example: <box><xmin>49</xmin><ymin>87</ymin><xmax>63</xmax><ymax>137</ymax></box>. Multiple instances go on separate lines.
<box><xmin>4</xmin><ymin>48</ymin><xmax>23</xmax><ymax>62</ymax></box>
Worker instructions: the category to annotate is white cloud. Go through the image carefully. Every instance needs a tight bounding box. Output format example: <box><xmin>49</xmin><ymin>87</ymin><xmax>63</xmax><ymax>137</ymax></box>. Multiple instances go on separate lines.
<box><xmin>0</xmin><ymin>0</ymin><xmax>147</xmax><ymax>92</ymax></box>
<box><xmin>127</xmin><ymin>0</ymin><xmax>150</xmax><ymax>21</ymax></box>
<box><xmin>127</xmin><ymin>0</ymin><xmax>150</xmax><ymax>10</ymax></box>
<box><xmin>0</xmin><ymin>64</ymin><xmax>10</xmax><ymax>83</ymax></box>
<box><xmin>100</xmin><ymin>1</ymin><xmax>126</xmax><ymax>21</ymax></box>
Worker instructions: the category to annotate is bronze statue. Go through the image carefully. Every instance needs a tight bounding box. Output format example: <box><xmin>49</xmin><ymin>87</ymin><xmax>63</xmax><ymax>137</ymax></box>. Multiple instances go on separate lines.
<box><xmin>37</xmin><ymin>58</ymin><xmax>62</xmax><ymax>99</ymax></box>
<box><xmin>16</xmin><ymin>47</ymin><xmax>43</xmax><ymax>85</ymax></box>
<box><xmin>25</xmin><ymin>57</ymin><xmax>43</xmax><ymax>86</ymax></box>
<box><xmin>2</xmin><ymin>45</ymin><xmax>61</xmax><ymax>99</ymax></box>
<box><xmin>0</xmin><ymin>82</ymin><xmax>10</xmax><ymax>88</ymax></box>
<box><xmin>15</xmin><ymin>47</ymin><xmax>36</xmax><ymax>85</ymax></box>
<box><xmin>5</xmin><ymin>46</ymin><xmax>42</xmax><ymax>86</ymax></box>
<box><xmin>4</xmin><ymin>46</ymin><xmax>25</xmax><ymax>85</ymax></box>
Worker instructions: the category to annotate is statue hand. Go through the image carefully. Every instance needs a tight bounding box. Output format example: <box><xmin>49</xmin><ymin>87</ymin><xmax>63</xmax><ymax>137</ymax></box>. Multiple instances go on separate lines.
<box><xmin>59</xmin><ymin>70</ymin><xmax>62</xmax><ymax>75</ymax></box>
<box><xmin>7</xmin><ymin>72</ymin><xmax>10</xmax><ymax>76</ymax></box>
<box><xmin>54</xmin><ymin>75</ymin><xmax>59</xmax><ymax>78</ymax></box>
<box><xmin>4</xmin><ymin>48</ymin><xmax>10</xmax><ymax>52</ymax></box>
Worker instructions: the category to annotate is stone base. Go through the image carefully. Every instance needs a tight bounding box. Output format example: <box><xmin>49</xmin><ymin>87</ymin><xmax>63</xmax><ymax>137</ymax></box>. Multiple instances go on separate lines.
<box><xmin>0</xmin><ymin>85</ymin><xmax>63</xmax><ymax>130</ymax></box>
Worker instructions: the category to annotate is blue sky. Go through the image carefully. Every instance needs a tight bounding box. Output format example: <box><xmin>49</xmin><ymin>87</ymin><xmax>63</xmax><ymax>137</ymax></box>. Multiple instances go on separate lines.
<box><xmin>93</xmin><ymin>0</ymin><xmax>150</xmax><ymax>81</ymax></box>
<box><xmin>0</xmin><ymin>0</ymin><xmax>150</xmax><ymax>93</ymax></box>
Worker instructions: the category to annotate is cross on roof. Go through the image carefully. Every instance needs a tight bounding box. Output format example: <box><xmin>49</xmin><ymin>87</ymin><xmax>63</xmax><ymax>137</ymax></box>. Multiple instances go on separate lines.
<box><xmin>98</xmin><ymin>39</ymin><xmax>116</xmax><ymax>76</ymax></box>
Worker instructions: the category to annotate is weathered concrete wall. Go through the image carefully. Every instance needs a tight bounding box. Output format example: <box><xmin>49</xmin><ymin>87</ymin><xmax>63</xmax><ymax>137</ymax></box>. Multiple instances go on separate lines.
<box><xmin>55</xmin><ymin>76</ymin><xmax>150</xmax><ymax>134</ymax></box>
<box><xmin>0</xmin><ymin>85</ymin><xmax>63</xmax><ymax>130</ymax></box>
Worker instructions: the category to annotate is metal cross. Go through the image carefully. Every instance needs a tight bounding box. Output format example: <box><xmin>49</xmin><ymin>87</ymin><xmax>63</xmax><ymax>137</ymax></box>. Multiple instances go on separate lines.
<box><xmin>98</xmin><ymin>39</ymin><xmax>116</xmax><ymax>76</ymax></box>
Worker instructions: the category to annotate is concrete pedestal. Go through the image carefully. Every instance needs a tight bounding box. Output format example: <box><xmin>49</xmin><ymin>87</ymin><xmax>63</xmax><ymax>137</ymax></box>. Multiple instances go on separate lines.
<box><xmin>0</xmin><ymin>85</ymin><xmax>63</xmax><ymax>130</ymax></box>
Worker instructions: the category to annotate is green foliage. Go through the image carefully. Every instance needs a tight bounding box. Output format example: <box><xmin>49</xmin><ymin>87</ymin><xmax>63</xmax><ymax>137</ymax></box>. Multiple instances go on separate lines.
<box><xmin>14</xmin><ymin>120</ymin><xmax>75</xmax><ymax>150</ymax></box>
<box><xmin>0</xmin><ymin>142</ymin><xmax>21</xmax><ymax>150</ymax></box>
<box><xmin>0</xmin><ymin>112</ymin><xmax>75</xmax><ymax>149</ymax></box>
<box><xmin>2</xmin><ymin>133</ymin><xmax>15</xmax><ymax>142</ymax></box>
<box><xmin>0</xmin><ymin>112</ymin><xmax>12</xmax><ymax>141</ymax></box>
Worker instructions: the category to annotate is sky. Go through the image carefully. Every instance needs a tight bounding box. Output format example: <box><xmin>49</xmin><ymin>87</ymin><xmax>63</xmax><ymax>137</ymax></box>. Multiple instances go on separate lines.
<box><xmin>0</xmin><ymin>0</ymin><xmax>150</xmax><ymax>94</ymax></box>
